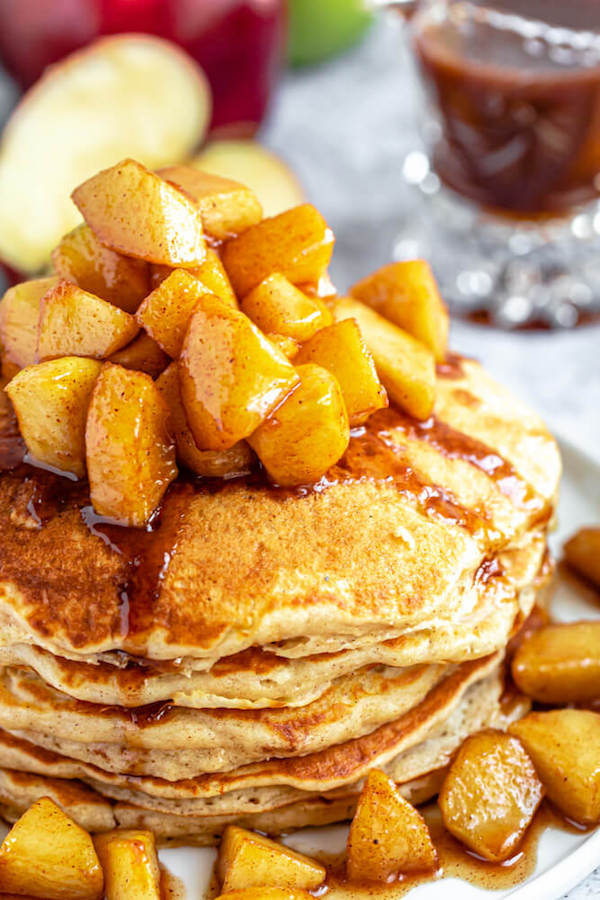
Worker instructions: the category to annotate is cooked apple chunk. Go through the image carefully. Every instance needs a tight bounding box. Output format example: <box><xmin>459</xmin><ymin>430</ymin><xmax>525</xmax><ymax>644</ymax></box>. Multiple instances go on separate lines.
<box><xmin>51</xmin><ymin>224</ymin><xmax>150</xmax><ymax>314</ymax></box>
<box><xmin>350</xmin><ymin>260</ymin><xmax>449</xmax><ymax>362</ymax></box>
<box><xmin>0</xmin><ymin>797</ymin><xmax>103</xmax><ymax>900</ymax></box>
<box><xmin>512</xmin><ymin>621</ymin><xmax>600</xmax><ymax>704</ymax></box>
<box><xmin>214</xmin><ymin>890</ymin><xmax>313</xmax><ymax>900</ymax></box>
<box><xmin>249</xmin><ymin>364</ymin><xmax>349</xmax><ymax>487</ymax></box>
<box><xmin>333</xmin><ymin>296</ymin><xmax>435</xmax><ymax>420</ymax></box>
<box><xmin>510</xmin><ymin>710</ymin><xmax>600</xmax><ymax>826</ymax></box>
<box><xmin>38</xmin><ymin>281</ymin><xmax>139</xmax><ymax>361</ymax></box>
<box><xmin>564</xmin><ymin>527</ymin><xmax>600</xmax><ymax>589</ymax></box>
<box><xmin>157</xmin><ymin>363</ymin><xmax>254</xmax><ymax>477</ymax></box>
<box><xmin>347</xmin><ymin>769</ymin><xmax>436</xmax><ymax>883</ymax></box>
<box><xmin>218</xmin><ymin>826</ymin><xmax>325</xmax><ymax>893</ymax></box>
<box><xmin>222</xmin><ymin>204</ymin><xmax>334</xmax><ymax>298</ymax></box>
<box><xmin>267</xmin><ymin>333</ymin><xmax>300</xmax><ymax>359</ymax></box>
<box><xmin>439</xmin><ymin>730</ymin><xmax>544</xmax><ymax>862</ymax></box>
<box><xmin>296</xmin><ymin>319</ymin><xmax>387</xmax><ymax>425</ymax></box>
<box><xmin>71</xmin><ymin>159</ymin><xmax>206</xmax><ymax>267</ymax></box>
<box><xmin>6</xmin><ymin>357</ymin><xmax>101</xmax><ymax>478</ymax></box>
<box><xmin>159</xmin><ymin>166</ymin><xmax>263</xmax><ymax>240</ymax></box>
<box><xmin>94</xmin><ymin>829</ymin><xmax>160</xmax><ymax>900</ymax></box>
<box><xmin>108</xmin><ymin>332</ymin><xmax>169</xmax><ymax>380</ymax></box>
<box><xmin>179</xmin><ymin>297</ymin><xmax>299</xmax><ymax>451</ymax></box>
<box><xmin>136</xmin><ymin>268</ymin><xmax>213</xmax><ymax>358</ymax></box>
<box><xmin>0</xmin><ymin>276</ymin><xmax>59</xmax><ymax>373</ymax></box>
<box><xmin>86</xmin><ymin>363</ymin><xmax>177</xmax><ymax>526</ymax></box>
<box><xmin>241</xmin><ymin>273</ymin><xmax>332</xmax><ymax>341</ymax></box>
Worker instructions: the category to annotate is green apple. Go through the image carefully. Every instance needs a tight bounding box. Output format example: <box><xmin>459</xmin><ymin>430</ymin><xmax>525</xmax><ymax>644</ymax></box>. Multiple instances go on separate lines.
<box><xmin>288</xmin><ymin>0</ymin><xmax>374</xmax><ymax>67</ymax></box>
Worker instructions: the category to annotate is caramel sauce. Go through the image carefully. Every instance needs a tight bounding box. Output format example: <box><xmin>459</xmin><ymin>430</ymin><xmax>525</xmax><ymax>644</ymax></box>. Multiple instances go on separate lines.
<box><xmin>0</xmin><ymin>390</ymin><xmax>25</xmax><ymax>472</ymax></box>
<box><xmin>159</xmin><ymin>864</ymin><xmax>187</xmax><ymax>899</ymax></box>
<box><xmin>435</xmin><ymin>353</ymin><xmax>465</xmax><ymax>380</ymax></box>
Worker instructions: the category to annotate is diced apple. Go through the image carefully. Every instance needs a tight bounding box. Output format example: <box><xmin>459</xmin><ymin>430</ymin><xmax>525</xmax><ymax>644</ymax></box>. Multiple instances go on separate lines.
<box><xmin>510</xmin><ymin>710</ymin><xmax>600</xmax><ymax>826</ymax></box>
<box><xmin>51</xmin><ymin>225</ymin><xmax>150</xmax><ymax>314</ymax></box>
<box><xmin>38</xmin><ymin>280</ymin><xmax>139</xmax><ymax>361</ymax></box>
<box><xmin>214</xmin><ymin>891</ymin><xmax>313</xmax><ymax>900</ymax></box>
<box><xmin>241</xmin><ymin>273</ymin><xmax>332</xmax><ymax>342</ymax></box>
<box><xmin>347</xmin><ymin>769</ymin><xmax>437</xmax><ymax>883</ymax></box>
<box><xmin>351</xmin><ymin>261</ymin><xmax>449</xmax><ymax>362</ymax></box>
<box><xmin>267</xmin><ymin>334</ymin><xmax>300</xmax><ymax>360</ymax></box>
<box><xmin>218</xmin><ymin>826</ymin><xmax>325</xmax><ymax>893</ymax></box>
<box><xmin>512</xmin><ymin>621</ymin><xmax>600</xmax><ymax>704</ymax></box>
<box><xmin>0</xmin><ymin>797</ymin><xmax>103</xmax><ymax>900</ymax></box>
<box><xmin>156</xmin><ymin>363</ymin><xmax>254</xmax><ymax>477</ymax></box>
<box><xmin>296</xmin><ymin>318</ymin><xmax>387</xmax><ymax>425</ymax></box>
<box><xmin>564</xmin><ymin>528</ymin><xmax>600</xmax><ymax>589</ymax></box>
<box><xmin>192</xmin><ymin>140</ymin><xmax>305</xmax><ymax>219</ymax></box>
<box><xmin>333</xmin><ymin>296</ymin><xmax>435</xmax><ymax>420</ymax></box>
<box><xmin>0</xmin><ymin>35</ymin><xmax>211</xmax><ymax>275</ymax></box>
<box><xmin>6</xmin><ymin>357</ymin><xmax>101</xmax><ymax>478</ymax></box>
<box><xmin>222</xmin><ymin>204</ymin><xmax>334</xmax><ymax>298</ymax></box>
<box><xmin>0</xmin><ymin>276</ymin><xmax>58</xmax><ymax>373</ymax></box>
<box><xmin>179</xmin><ymin>297</ymin><xmax>299</xmax><ymax>451</ymax></box>
<box><xmin>159</xmin><ymin>166</ymin><xmax>262</xmax><ymax>240</ymax></box>
<box><xmin>439</xmin><ymin>730</ymin><xmax>543</xmax><ymax>862</ymax></box>
<box><xmin>86</xmin><ymin>363</ymin><xmax>177</xmax><ymax>526</ymax></box>
<box><xmin>108</xmin><ymin>332</ymin><xmax>169</xmax><ymax>380</ymax></box>
<box><xmin>94</xmin><ymin>829</ymin><xmax>160</xmax><ymax>900</ymax></box>
<box><xmin>248</xmin><ymin>363</ymin><xmax>349</xmax><ymax>486</ymax></box>
<box><xmin>136</xmin><ymin>269</ymin><xmax>211</xmax><ymax>358</ymax></box>
<box><xmin>72</xmin><ymin>159</ymin><xmax>206</xmax><ymax>267</ymax></box>
<box><xmin>149</xmin><ymin>250</ymin><xmax>238</xmax><ymax>309</ymax></box>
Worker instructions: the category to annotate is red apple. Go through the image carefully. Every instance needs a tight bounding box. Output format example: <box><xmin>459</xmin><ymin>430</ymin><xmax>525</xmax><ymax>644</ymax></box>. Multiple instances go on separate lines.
<box><xmin>0</xmin><ymin>0</ymin><xmax>285</xmax><ymax>134</ymax></box>
<box><xmin>0</xmin><ymin>35</ymin><xmax>211</xmax><ymax>276</ymax></box>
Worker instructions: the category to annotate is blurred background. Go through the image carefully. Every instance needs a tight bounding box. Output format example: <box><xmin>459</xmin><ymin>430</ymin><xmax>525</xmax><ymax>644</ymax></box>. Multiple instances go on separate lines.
<box><xmin>0</xmin><ymin>0</ymin><xmax>597</xmax><ymax>462</ymax></box>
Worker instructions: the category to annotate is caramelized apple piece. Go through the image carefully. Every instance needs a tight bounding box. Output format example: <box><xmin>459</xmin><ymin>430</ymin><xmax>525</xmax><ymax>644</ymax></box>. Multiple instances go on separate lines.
<box><xmin>72</xmin><ymin>159</ymin><xmax>205</xmax><ymax>267</ymax></box>
<box><xmin>241</xmin><ymin>273</ymin><xmax>332</xmax><ymax>342</ymax></box>
<box><xmin>296</xmin><ymin>318</ymin><xmax>387</xmax><ymax>425</ymax></box>
<box><xmin>222</xmin><ymin>204</ymin><xmax>334</xmax><ymax>298</ymax></box>
<box><xmin>0</xmin><ymin>797</ymin><xmax>103</xmax><ymax>900</ymax></box>
<box><xmin>333</xmin><ymin>296</ymin><xmax>435</xmax><ymax>420</ymax></box>
<box><xmin>149</xmin><ymin>250</ymin><xmax>237</xmax><ymax>308</ymax></box>
<box><xmin>351</xmin><ymin>261</ymin><xmax>449</xmax><ymax>362</ymax></box>
<box><xmin>249</xmin><ymin>364</ymin><xmax>349</xmax><ymax>487</ymax></box>
<box><xmin>86</xmin><ymin>363</ymin><xmax>177</xmax><ymax>526</ymax></box>
<box><xmin>267</xmin><ymin>334</ymin><xmax>300</xmax><ymax>360</ymax></box>
<box><xmin>136</xmin><ymin>269</ymin><xmax>212</xmax><ymax>358</ymax></box>
<box><xmin>214</xmin><ymin>891</ymin><xmax>313</xmax><ymax>900</ymax></box>
<box><xmin>347</xmin><ymin>769</ymin><xmax>436</xmax><ymax>883</ymax></box>
<box><xmin>94</xmin><ymin>829</ymin><xmax>160</xmax><ymax>900</ymax></box>
<box><xmin>51</xmin><ymin>224</ymin><xmax>150</xmax><ymax>314</ymax></box>
<box><xmin>510</xmin><ymin>710</ymin><xmax>600</xmax><ymax>826</ymax></box>
<box><xmin>179</xmin><ymin>297</ymin><xmax>299</xmax><ymax>451</ymax></box>
<box><xmin>0</xmin><ymin>277</ymin><xmax>59</xmax><ymax>373</ymax></box>
<box><xmin>512</xmin><ymin>621</ymin><xmax>600</xmax><ymax>704</ymax></box>
<box><xmin>439</xmin><ymin>730</ymin><xmax>544</xmax><ymax>862</ymax></box>
<box><xmin>38</xmin><ymin>281</ymin><xmax>139</xmax><ymax>361</ymax></box>
<box><xmin>156</xmin><ymin>363</ymin><xmax>254</xmax><ymax>477</ymax></box>
<box><xmin>564</xmin><ymin>528</ymin><xmax>600</xmax><ymax>589</ymax></box>
<box><xmin>6</xmin><ymin>358</ymin><xmax>101</xmax><ymax>478</ymax></box>
<box><xmin>159</xmin><ymin>166</ymin><xmax>263</xmax><ymax>240</ymax></box>
<box><xmin>108</xmin><ymin>332</ymin><xmax>169</xmax><ymax>380</ymax></box>
<box><xmin>218</xmin><ymin>826</ymin><xmax>325</xmax><ymax>893</ymax></box>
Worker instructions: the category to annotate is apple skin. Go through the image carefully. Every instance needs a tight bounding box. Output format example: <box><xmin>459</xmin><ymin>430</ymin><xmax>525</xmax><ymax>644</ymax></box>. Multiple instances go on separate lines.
<box><xmin>0</xmin><ymin>0</ymin><xmax>285</xmax><ymax>133</ymax></box>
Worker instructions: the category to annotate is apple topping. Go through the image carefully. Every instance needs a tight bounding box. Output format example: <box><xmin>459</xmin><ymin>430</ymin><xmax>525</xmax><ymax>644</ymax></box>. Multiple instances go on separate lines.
<box><xmin>2</xmin><ymin>159</ymin><xmax>452</xmax><ymax>526</ymax></box>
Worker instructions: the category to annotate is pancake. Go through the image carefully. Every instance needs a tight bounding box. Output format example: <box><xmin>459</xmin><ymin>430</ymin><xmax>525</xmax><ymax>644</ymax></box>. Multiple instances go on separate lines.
<box><xmin>0</xmin><ymin>529</ymin><xmax>547</xmax><ymax>710</ymax></box>
<box><xmin>0</xmin><ymin>354</ymin><xmax>560</xmax><ymax>844</ymax></box>
<box><xmin>0</xmin><ymin>359</ymin><xmax>560</xmax><ymax>666</ymax></box>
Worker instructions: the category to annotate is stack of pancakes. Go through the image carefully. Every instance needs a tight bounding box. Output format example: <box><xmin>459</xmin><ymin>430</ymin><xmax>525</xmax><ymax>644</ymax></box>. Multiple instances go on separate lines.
<box><xmin>0</xmin><ymin>357</ymin><xmax>560</xmax><ymax>844</ymax></box>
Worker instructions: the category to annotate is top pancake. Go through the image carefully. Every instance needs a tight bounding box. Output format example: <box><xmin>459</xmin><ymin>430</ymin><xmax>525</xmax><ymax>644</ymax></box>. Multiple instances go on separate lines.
<box><xmin>0</xmin><ymin>358</ymin><xmax>560</xmax><ymax>662</ymax></box>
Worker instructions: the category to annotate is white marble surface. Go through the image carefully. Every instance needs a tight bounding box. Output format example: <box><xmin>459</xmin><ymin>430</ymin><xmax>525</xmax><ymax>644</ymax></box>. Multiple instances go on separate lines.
<box><xmin>263</xmin><ymin>16</ymin><xmax>599</xmax><ymax>898</ymax></box>
<box><xmin>0</xmin><ymin>18</ymin><xmax>599</xmax><ymax>896</ymax></box>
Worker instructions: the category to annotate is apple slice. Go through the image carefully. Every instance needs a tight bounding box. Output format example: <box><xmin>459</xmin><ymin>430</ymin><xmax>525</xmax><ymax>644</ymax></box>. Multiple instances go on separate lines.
<box><xmin>0</xmin><ymin>34</ymin><xmax>211</xmax><ymax>275</ymax></box>
<box><xmin>191</xmin><ymin>140</ymin><xmax>304</xmax><ymax>218</ymax></box>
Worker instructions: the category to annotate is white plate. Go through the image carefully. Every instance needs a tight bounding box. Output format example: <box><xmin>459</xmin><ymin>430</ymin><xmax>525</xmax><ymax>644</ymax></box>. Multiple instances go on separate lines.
<box><xmin>159</xmin><ymin>435</ymin><xmax>600</xmax><ymax>899</ymax></box>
